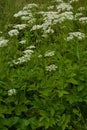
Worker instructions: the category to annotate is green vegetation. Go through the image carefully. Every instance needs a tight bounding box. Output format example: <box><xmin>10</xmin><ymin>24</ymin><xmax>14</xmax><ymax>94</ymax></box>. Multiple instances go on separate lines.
<box><xmin>0</xmin><ymin>0</ymin><xmax>87</xmax><ymax>129</ymax></box>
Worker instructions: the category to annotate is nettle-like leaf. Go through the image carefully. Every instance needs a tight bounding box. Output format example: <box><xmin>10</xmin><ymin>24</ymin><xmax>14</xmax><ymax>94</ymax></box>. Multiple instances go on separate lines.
<box><xmin>15</xmin><ymin>105</ymin><xmax>28</xmax><ymax>116</ymax></box>
<box><xmin>77</xmin><ymin>85</ymin><xmax>84</xmax><ymax>92</ymax></box>
<box><xmin>3</xmin><ymin>116</ymin><xmax>20</xmax><ymax>128</ymax></box>
<box><xmin>58</xmin><ymin>90</ymin><xmax>69</xmax><ymax>98</ymax></box>
<box><xmin>61</xmin><ymin>114</ymin><xmax>71</xmax><ymax>130</ymax></box>
<box><xmin>38</xmin><ymin>110</ymin><xmax>55</xmax><ymax>129</ymax></box>
<box><xmin>68</xmin><ymin>78</ymin><xmax>78</xmax><ymax>85</ymax></box>
<box><xmin>39</xmin><ymin>88</ymin><xmax>53</xmax><ymax>97</ymax></box>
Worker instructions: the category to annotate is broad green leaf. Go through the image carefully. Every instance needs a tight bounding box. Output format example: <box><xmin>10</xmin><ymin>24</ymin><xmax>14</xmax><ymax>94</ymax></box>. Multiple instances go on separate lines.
<box><xmin>77</xmin><ymin>85</ymin><xmax>84</xmax><ymax>91</ymax></box>
<box><xmin>61</xmin><ymin>114</ymin><xmax>71</xmax><ymax>130</ymax></box>
<box><xmin>68</xmin><ymin>78</ymin><xmax>78</xmax><ymax>85</ymax></box>
<box><xmin>58</xmin><ymin>90</ymin><xmax>69</xmax><ymax>97</ymax></box>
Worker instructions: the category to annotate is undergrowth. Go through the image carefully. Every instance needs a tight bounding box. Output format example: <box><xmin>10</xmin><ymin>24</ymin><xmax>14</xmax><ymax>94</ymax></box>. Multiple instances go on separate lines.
<box><xmin>0</xmin><ymin>0</ymin><xmax>87</xmax><ymax>130</ymax></box>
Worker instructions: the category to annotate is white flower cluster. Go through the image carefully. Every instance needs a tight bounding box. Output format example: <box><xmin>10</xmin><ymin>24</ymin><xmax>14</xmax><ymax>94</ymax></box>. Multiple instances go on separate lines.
<box><xmin>32</xmin><ymin>10</ymin><xmax>73</xmax><ymax>36</ymax></box>
<box><xmin>26</xmin><ymin>1</ymin><xmax>75</xmax><ymax>37</ymax></box>
<box><xmin>8</xmin><ymin>29</ymin><xmax>19</xmax><ymax>36</ymax></box>
<box><xmin>44</xmin><ymin>27</ymin><xmax>54</xmax><ymax>34</ymax></box>
<box><xmin>38</xmin><ymin>50</ymin><xmax>55</xmax><ymax>58</ymax></box>
<box><xmin>19</xmin><ymin>40</ymin><xmax>26</xmax><ymax>44</ymax></box>
<box><xmin>38</xmin><ymin>54</ymin><xmax>42</xmax><ymax>58</ymax></box>
<box><xmin>43</xmin><ymin>11</ymin><xmax>58</xmax><ymax>24</ymax></box>
<box><xmin>55</xmin><ymin>0</ymin><xmax>63</xmax><ymax>3</ymax></box>
<box><xmin>56</xmin><ymin>3</ymin><xmax>73</xmax><ymax>13</ymax></box>
<box><xmin>74</xmin><ymin>13</ymin><xmax>83</xmax><ymax>19</ymax></box>
<box><xmin>31</xmin><ymin>24</ymin><xmax>43</xmax><ymax>31</ymax></box>
<box><xmin>21</xmin><ymin>13</ymin><xmax>33</xmax><ymax>21</ymax></box>
<box><xmin>78</xmin><ymin>7</ymin><xmax>85</xmax><ymax>11</ymax></box>
<box><xmin>31</xmin><ymin>23</ymin><xmax>54</xmax><ymax>35</ymax></box>
<box><xmin>13</xmin><ymin>50</ymin><xmax>33</xmax><ymax>64</ymax></box>
<box><xmin>14</xmin><ymin>10</ymin><xmax>33</xmax><ymax>22</ymax></box>
<box><xmin>46</xmin><ymin>64</ymin><xmax>58</xmax><ymax>72</ymax></box>
<box><xmin>27</xmin><ymin>18</ymin><xmax>36</xmax><ymax>24</ymax></box>
<box><xmin>12</xmin><ymin>45</ymin><xmax>35</xmax><ymax>65</ymax></box>
<box><xmin>0</xmin><ymin>37</ymin><xmax>9</xmax><ymax>47</ymax></box>
<box><xmin>13</xmin><ymin>24</ymin><xmax>27</xmax><ymax>30</ymax></box>
<box><xmin>47</xmin><ymin>6</ymin><xmax>54</xmax><ymax>10</ymax></box>
<box><xmin>14</xmin><ymin>10</ymin><xmax>31</xmax><ymax>17</ymax></box>
<box><xmin>8</xmin><ymin>89</ymin><xmax>16</xmax><ymax>96</ymax></box>
<box><xmin>69</xmin><ymin>0</ymin><xmax>79</xmax><ymax>4</ymax></box>
<box><xmin>79</xmin><ymin>17</ymin><xmax>87</xmax><ymax>23</ymax></box>
<box><xmin>13</xmin><ymin>4</ymin><xmax>36</xmax><ymax>23</ymax></box>
<box><xmin>0</xmin><ymin>31</ymin><xmax>2</xmax><ymax>34</ymax></box>
<box><xmin>26</xmin><ymin>45</ymin><xmax>36</xmax><ymax>49</ymax></box>
<box><xmin>44</xmin><ymin>11</ymin><xmax>74</xmax><ymax>24</ymax></box>
<box><xmin>23</xmin><ymin>3</ymin><xmax>38</xmax><ymax>10</ymax></box>
<box><xmin>66</xmin><ymin>32</ymin><xmax>85</xmax><ymax>41</ymax></box>
<box><xmin>23</xmin><ymin>49</ymin><xmax>34</xmax><ymax>55</ymax></box>
<box><xmin>55</xmin><ymin>11</ymin><xmax>74</xmax><ymax>23</ymax></box>
<box><xmin>44</xmin><ymin>51</ymin><xmax>55</xmax><ymax>57</ymax></box>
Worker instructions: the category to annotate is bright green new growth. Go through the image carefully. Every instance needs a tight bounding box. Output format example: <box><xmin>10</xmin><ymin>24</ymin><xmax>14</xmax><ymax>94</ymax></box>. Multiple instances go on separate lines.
<box><xmin>0</xmin><ymin>0</ymin><xmax>87</xmax><ymax>130</ymax></box>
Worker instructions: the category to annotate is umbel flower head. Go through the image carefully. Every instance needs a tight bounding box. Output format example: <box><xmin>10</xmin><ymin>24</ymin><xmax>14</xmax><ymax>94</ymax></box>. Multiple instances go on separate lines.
<box><xmin>8</xmin><ymin>89</ymin><xmax>16</xmax><ymax>96</ymax></box>
<box><xmin>8</xmin><ymin>29</ymin><xmax>19</xmax><ymax>36</ymax></box>
<box><xmin>44</xmin><ymin>51</ymin><xmax>55</xmax><ymax>57</ymax></box>
<box><xmin>13</xmin><ymin>24</ymin><xmax>27</xmax><ymax>30</ymax></box>
<box><xmin>66</xmin><ymin>32</ymin><xmax>85</xmax><ymax>41</ymax></box>
<box><xmin>46</xmin><ymin>64</ymin><xmax>58</xmax><ymax>72</ymax></box>
<box><xmin>0</xmin><ymin>37</ymin><xmax>8</xmax><ymax>47</ymax></box>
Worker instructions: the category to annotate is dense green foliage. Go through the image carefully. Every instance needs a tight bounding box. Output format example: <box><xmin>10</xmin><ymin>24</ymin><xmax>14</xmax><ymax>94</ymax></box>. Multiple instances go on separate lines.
<box><xmin>0</xmin><ymin>0</ymin><xmax>87</xmax><ymax>130</ymax></box>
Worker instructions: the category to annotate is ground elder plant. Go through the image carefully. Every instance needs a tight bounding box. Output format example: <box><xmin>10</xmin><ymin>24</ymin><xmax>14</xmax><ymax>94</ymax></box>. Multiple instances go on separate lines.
<box><xmin>0</xmin><ymin>0</ymin><xmax>87</xmax><ymax>130</ymax></box>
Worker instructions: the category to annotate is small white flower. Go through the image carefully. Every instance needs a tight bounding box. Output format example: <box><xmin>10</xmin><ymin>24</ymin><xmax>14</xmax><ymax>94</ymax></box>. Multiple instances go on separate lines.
<box><xmin>58</xmin><ymin>11</ymin><xmax>74</xmax><ymax>22</ymax></box>
<box><xmin>38</xmin><ymin>54</ymin><xmax>42</xmax><ymax>58</ymax></box>
<box><xmin>79</xmin><ymin>17</ymin><xmax>87</xmax><ymax>23</ymax></box>
<box><xmin>46</xmin><ymin>64</ymin><xmax>58</xmax><ymax>72</ymax></box>
<box><xmin>19</xmin><ymin>40</ymin><xmax>26</xmax><ymax>44</ymax></box>
<box><xmin>69</xmin><ymin>0</ymin><xmax>79</xmax><ymax>4</ymax></box>
<box><xmin>44</xmin><ymin>28</ymin><xmax>54</xmax><ymax>34</ymax></box>
<box><xmin>21</xmin><ymin>16</ymin><xmax>32</xmax><ymax>21</ymax></box>
<box><xmin>75</xmin><ymin>13</ymin><xmax>83</xmax><ymax>19</ymax></box>
<box><xmin>18</xmin><ymin>55</ymin><xmax>31</xmax><ymax>63</ymax></box>
<box><xmin>23</xmin><ymin>3</ymin><xmax>38</xmax><ymax>10</ymax></box>
<box><xmin>56</xmin><ymin>3</ymin><xmax>73</xmax><ymax>13</ymax></box>
<box><xmin>0</xmin><ymin>37</ymin><xmax>8</xmax><ymax>47</ymax></box>
<box><xmin>12</xmin><ymin>48</ymin><xmax>34</xmax><ymax>65</ymax></box>
<box><xmin>27</xmin><ymin>45</ymin><xmax>36</xmax><ymax>49</ymax></box>
<box><xmin>31</xmin><ymin>25</ymin><xmax>43</xmax><ymax>31</ymax></box>
<box><xmin>13</xmin><ymin>24</ymin><xmax>27</xmax><ymax>30</ymax></box>
<box><xmin>47</xmin><ymin>6</ymin><xmax>54</xmax><ymax>10</ymax></box>
<box><xmin>14</xmin><ymin>10</ymin><xmax>30</xmax><ymax>17</ymax></box>
<box><xmin>23</xmin><ymin>49</ymin><xmax>34</xmax><ymax>54</ymax></box>
<box><xmin>55</xmin><ymin>0</ymin><xmax>63</xmax><ymax>3</ymax></box>
<box><xmin>8</xmin><ymin>29</ymin><xmax>19</xmax><ymax>36</ymax></box>
<box><xmin>66</xmin><ymin>32</ymin><xmax>85</xmax><ymax>41</ymax></box>
<box><xmin>44</xmin><ymin>51</ymin><xmax>55</xmax><ymax>57</ymax></box>
<box><xmin>8</xmin><ymin>89</ymin><xmax>16</xmax><ymax>96</ymax></box>
<box><xmin>78</xmin><ymin>7</ymin><xmax>85</xmax><ymax>11</ymax></box>
<box><xmin>66</xmin><ymin>36</ymin><xmax>73</xmax><ymax>41</ymax></box>
<box><xmin>28</xmin><ymin>18</ymin><xmax>36</xmax><ymax>24</ymax></box>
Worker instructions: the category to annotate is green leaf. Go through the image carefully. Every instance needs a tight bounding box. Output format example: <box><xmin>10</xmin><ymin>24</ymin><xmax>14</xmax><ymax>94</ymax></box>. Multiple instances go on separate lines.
<box><xmin>61</xmin><ymin>114</ymin><xmax>71</xmax><ymax>130</ymax></box>
<box><xmin>39</xmin><ymin>88</ymin><xmax>52</xmax><ymax>97</ymax></box>
<box><xmin>50</xmin><ymin>107</ymin><xmax>55</xmax><ymax>117</ymax></box>
<box><xmin>68</xmin><ymin>78</ymin><xmax>78</xmax><ymax>85</ymax></box>
<box><xmin>77</xmin><ymin>85</ymin><xmax>84</xmax><ymax>91</ymax></box>
<box><xmin>0</xmin><ymin>113</ymin><xmax>4</xmax><ymax>118</ymax></box>
<box><xmin>73</xmin><ymin>109</ymin><xmax>81</xmax><ymax>117</ymax></box>
<box><xmin>28</xmin><ymin>117</ymin><xmax>38</xmax><ymax>129</ymax></box>
<box><xmin>58</xmin><ymin>90</ymin><xmax>69</xmax><ymax>97</ymax></box>
<box><xmin>15</xmin><ymin>105</ymin><xmax>28</xmax><ymax>115</ymax></box>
